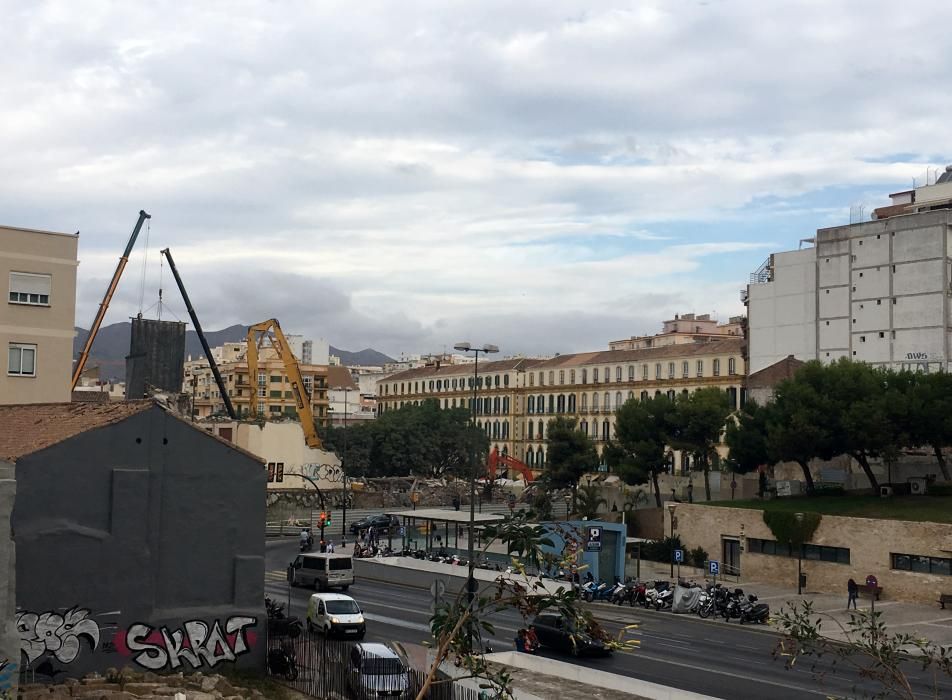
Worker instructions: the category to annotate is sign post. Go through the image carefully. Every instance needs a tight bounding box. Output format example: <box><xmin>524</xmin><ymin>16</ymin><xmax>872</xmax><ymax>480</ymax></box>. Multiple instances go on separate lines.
<box><xmin>586</xmin><ymin>526</ymin><xmax>603</xmax><ymax>552</ymax></box>
<box><xmin>709</xmin><ymin>559</ymin><xmax>720</xmax><ymax>587</ymax></box>
<box><xmin>674</xmin><ymin>549</ymin><xmax>684</xmax><ymax>580</ymax></box>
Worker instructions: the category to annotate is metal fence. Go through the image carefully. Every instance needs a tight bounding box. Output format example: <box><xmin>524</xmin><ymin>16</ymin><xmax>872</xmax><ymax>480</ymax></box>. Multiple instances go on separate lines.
<box><xmin>266</xmin><ymin>628</ymin><xmax>484</xmax><ymax>699</ymax></box>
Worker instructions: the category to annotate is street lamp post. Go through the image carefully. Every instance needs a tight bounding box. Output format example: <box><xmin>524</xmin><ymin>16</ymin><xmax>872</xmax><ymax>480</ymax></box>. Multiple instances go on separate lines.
<box><xmin>332</xmin><ymin>385</ymin><xmax>354</xmax><ymax>540</ymax></box>
<box><xmin>454</xmin><ymin>341</ymin><xmax>499</xmax><ymax>609</ymax></box>
<box><xmin>667</xmin><ymin>503</ymin><xmax>677</xmax><ymax>578</ymax></box>
<box><xmin>795</xmin><ymin>511</ymin><xmax>804</xmax><ymax>595</ymax></box>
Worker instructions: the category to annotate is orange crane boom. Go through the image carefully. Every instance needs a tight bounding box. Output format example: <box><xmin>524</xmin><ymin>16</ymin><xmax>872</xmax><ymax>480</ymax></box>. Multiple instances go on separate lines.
<box><xmin>247</xmin><ymin>319</ymin><xmax>322</xmax><ymax>449</ymax></box>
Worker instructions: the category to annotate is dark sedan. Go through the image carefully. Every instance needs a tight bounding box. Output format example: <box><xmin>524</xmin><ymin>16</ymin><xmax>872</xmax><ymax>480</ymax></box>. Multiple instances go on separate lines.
<box><xmin>531</xmin><ymin>612</ymin><xmax>612</xmax><ymax>657</ymax></box>
<box><xmin>349</xmin><ymin>514</ymin><xmax>400</xmax><ymax>535</ymax></box>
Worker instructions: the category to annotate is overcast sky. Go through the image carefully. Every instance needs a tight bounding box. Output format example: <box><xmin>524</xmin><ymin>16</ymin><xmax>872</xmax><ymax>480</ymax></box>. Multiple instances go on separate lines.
<box><xmin>4</xmin><ymin>1</ymin><xmax>951</xmax><ymax>358</ymax></box>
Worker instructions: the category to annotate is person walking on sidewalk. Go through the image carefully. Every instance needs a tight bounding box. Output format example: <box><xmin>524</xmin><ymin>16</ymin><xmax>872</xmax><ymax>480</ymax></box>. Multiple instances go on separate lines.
<box><xmin>847</xmin><ymin>578</ymin><xmax>859</xmax><ymax>610</ymax></box>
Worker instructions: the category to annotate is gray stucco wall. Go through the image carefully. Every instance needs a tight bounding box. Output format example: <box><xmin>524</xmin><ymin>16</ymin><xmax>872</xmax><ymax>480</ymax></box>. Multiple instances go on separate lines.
<box><xmin>0</xmin><ymin>462</ymin><xmax>16</xmax><ymax>698</ymax></box>
<box><xmin>12</xmin><ymin>407</ymin><xmax>265</xmax><ymax>682</ymax></box>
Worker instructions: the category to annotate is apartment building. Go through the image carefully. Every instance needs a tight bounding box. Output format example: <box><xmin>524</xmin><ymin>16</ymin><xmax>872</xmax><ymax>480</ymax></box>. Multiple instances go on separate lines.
<box><xmin>609</xmin><ymin>313</ymin><xmax>744</xmax><ymax>350</ymax></box>
<box><xmin>1</xmin><ymin>224</ymin><xmax>78</xmax><ymax>404</ymax></box>
<box><xmin>377</xmin><ymin>330</ymin><xmax>745</xmax><ymax>472</ymax></box>
<box><xmin>746</xmin><ymin>173</ymin><xmax>952</xmax><ymax>374</ymax></box>
<box><xmin>183</xmin><ymin>344</ymin><xmax>329</xmax><ymax>423</ymax></box>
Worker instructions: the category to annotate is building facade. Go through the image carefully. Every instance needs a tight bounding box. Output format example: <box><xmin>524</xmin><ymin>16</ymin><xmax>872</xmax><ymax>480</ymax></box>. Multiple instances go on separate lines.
<box><xmin>1</xmin><ymin>224</ymin><xmax>78</xmax><ymax>404</ymax></box>
<box><xmin>183</xmin><ymin>345</ymin><xmax>329</xmax><ymax>423</ymax></box>
<box><xmin>378</xmin><ymin>333</ymin><xmax>746</xmax><ymax>473</ymax></box>
<box><xmin>747</xmin><ymin>177</ymin><xmax>952</xmax><ymax>374</ymax></box>
<box><xmin>609</xmin><ymin>313</ymin><xmax>744</xmax><ymax>351</ymax></box>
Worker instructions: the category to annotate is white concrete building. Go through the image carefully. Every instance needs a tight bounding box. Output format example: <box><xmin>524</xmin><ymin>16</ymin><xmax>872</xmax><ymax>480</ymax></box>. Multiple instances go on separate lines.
<box><xmin>746</xmin><ymin>178</ymin><xmax>952</xmax><ymax>374</ymax></box>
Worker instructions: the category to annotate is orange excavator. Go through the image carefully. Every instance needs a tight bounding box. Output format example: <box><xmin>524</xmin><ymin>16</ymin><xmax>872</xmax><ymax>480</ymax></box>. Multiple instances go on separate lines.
<box><xmin>487</xmin><ymin>448</ymin><xmax>534</xmax><ymax>483</ymax></box>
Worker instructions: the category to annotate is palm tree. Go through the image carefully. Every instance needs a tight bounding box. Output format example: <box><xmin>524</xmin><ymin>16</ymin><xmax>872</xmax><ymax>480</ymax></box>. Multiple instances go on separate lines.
<box><xmin>575</xmin><ymin>483</ymin><xmax>607</xmax><ymax>520</ymax></box>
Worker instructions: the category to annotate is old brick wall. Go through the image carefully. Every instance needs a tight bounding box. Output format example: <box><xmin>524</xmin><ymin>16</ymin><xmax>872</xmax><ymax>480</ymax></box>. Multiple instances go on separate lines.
<box><xmin>672</xmin><ymin>503</ymin><xmax>952</xmax><ymax>604</ymax></box>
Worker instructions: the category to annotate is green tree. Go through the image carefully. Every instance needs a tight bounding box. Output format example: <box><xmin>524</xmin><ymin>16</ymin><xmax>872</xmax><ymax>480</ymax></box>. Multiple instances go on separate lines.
<box><xmin>725</xmin><ymin>400</ymin><xmax>770</xmax><ymax>475</ymax></box>
<box><xmin>669</xmin><ymin>388</ymin><xmax>732</xmax><ymax>501</ymax></box>
<box><xmin>612</xmin><ymin>395</ymin><xmax>677</xmax><ymax>507</ymax></box>
<box><xmin>575</xmin><ymin>483</ymin><xmax>607</xmax><ymax>519</ymax></box>
<box><xmin>544</xmin><ymin>416</ymin><xmax>598</xmax><ymax>511</ymax></box>
<box><xmin>899</xmin><ymin>370</ymin><xmax>952</xmax><ymax>481</ymax></box>
<box><xmin>765</xmin><ymin>377</ymin><xmax>829</xmax><ymax>493</ymax></box>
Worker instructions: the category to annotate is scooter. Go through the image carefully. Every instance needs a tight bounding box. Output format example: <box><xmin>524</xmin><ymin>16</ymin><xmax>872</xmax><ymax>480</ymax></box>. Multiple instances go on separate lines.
<box><xmin>580</xmin><ymin>580</ymin><xmax>599</xmax><ymax>602</ymax></box>
<box><xmin>299</xmin><ymin>536</ymin><xmax>313</xmax><ymax>552</ymax></box>
<box><xmin>267</xmin><ymin>641</ymin><xmax>298</xmax><ymax>680</ymax></box>
<box><xmin>738</xmin><ymin>594</ymin><xmax>770</xmax><ymax>624</ymax></box>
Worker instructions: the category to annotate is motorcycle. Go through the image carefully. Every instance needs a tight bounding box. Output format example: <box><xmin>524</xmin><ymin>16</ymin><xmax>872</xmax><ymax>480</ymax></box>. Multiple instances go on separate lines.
<box><xmin>580</xmin><ymin>580</ymin><xmax>599</xmax><ymax>602</ymax></box>
<box><xmin>611</xmin><ymin>580</ymin><xmax>632</xmax><ymax>605</ymax></box>
<box><xmin>738</xmin><ymin>594</ymin><xmax>770</xmax><ymax>624</ymax></box>
<box><xmin>299</xmin><ymin>536</ymin><xmax>313</xmax><ymax>552</ymax></box>
<box><xmin>267</xmin><ymin>640</ymin><xmax>299</xmax><ymax>680</ymax></box>
<box><xmin>723</xmin><ymin>588</ymin><xmax>746</xmax><ymax>620</ymax></box>
<box><xmin>265</xmin><ymin>597</ymin><xmax>303</xmax><ymax>639</ymax></box>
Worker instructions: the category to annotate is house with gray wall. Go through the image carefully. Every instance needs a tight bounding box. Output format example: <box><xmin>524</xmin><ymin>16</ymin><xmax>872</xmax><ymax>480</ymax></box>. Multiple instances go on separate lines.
<box><xmin>0</xmin><ymin>400</ymin><xmax>265</xmax><ymax>683</ymax></box>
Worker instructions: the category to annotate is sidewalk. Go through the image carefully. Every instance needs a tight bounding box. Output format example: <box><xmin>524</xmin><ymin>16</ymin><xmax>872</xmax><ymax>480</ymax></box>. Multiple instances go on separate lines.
<box><xmin>630</xmin><ymin>558</ymin><xmax>952</xmax><ymax>648</ymax></box>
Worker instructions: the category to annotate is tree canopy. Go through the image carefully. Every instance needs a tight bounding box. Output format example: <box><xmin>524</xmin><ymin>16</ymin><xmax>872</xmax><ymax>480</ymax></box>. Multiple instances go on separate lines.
<box><xmin>609</xmin><ymin>394</ymin><xmax>677</xmax><ymax>507</ymax></box>
<box><xmin>544</xmin><ymin>416</ymin><xmax>598</xmax><ymax>509</ymax></box>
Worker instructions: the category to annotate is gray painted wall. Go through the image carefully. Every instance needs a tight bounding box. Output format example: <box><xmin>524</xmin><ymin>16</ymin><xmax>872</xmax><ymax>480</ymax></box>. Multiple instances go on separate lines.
<box><xmin>12</xmin><ymin>406</ymin><xmax>265</xmax><ymax>682</ymax></box>
<box><xmin>0</xmin><ymin>462</ymin><xmax>16</xmax><ymax>698</ymax></box>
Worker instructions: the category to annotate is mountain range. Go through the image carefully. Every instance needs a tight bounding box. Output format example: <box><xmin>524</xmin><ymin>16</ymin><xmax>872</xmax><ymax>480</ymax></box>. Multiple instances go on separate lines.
<box><xmin>73</xmin><ymin>322</ymin><xmax>395</xmax><ymax>380</ymax></box>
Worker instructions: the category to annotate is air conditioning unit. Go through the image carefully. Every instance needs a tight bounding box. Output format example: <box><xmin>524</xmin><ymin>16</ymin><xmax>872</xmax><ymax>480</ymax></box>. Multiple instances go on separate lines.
<box><xmin>909</xmin><ymin>478</ymin><xmax>928</xmax><ymax>496</ymax></box>
<box><xmin>880</xmin><ymin>485</ymin><xmax>894</xmax><ymax>498</ymax></box>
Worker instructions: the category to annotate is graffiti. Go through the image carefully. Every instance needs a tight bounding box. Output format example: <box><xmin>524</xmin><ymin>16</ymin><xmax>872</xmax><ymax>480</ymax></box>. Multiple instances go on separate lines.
<box><xmin>119</xmin><ymin>616</ymin><xmax>257</xmax><ymax>671</ymax></box>
<box><xmin>16</xmin><ymin>607</ymin><xmax>100</xmax><ymax>664</ymax></box>
<box><xmin>0</xmin><ymin>658</ymin><xmax>16</xmax><ymax>695</ymax></box>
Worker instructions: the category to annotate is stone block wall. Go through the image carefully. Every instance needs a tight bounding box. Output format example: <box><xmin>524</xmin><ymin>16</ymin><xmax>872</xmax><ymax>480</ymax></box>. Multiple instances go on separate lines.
<box><xmin>671</xmin><ymin>503</ymin><xmax>952</xmax><ymax>604</ymax></box>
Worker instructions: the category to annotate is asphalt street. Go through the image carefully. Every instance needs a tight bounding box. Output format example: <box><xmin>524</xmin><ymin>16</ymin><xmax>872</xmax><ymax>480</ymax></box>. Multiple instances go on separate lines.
<box><xmin>266</xmin><ymin>540</ymin><xmax>952</xmax><ymax>699</ymax></box>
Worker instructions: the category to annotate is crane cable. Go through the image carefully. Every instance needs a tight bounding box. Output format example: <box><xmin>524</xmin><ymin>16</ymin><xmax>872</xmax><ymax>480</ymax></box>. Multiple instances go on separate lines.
<box><xmin>136</xmin><ymin>217</ymin><xmax>151</xmax><ymax>316</ymax></box>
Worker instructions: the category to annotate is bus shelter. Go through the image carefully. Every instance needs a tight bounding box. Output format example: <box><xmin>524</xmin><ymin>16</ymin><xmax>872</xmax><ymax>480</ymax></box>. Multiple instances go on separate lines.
<box><xmin>387</xmin><ymin>508</ymin><xmax>504</xmax><ymax>556</ymax></box>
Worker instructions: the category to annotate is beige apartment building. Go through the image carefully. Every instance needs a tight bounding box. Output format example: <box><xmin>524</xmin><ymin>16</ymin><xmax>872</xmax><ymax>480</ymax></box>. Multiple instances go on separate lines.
<box><xmin>609</xmin><ymin>313</ymin><xmax>744</xmax><ymax>350</ymax></box>
<box><xmin>184</xmin><ymin>345</ymin><xmax>329</xmax><ymax>424</ymax></box>
<box><xmin>378</xmin><ymin>329</ymin><xmax>746</xmax><ymax>474</ymax></box>
<box><xmin>1</xmin><ymin>224</ymin><xmax>78</xmax><ymax>404</ymax></box>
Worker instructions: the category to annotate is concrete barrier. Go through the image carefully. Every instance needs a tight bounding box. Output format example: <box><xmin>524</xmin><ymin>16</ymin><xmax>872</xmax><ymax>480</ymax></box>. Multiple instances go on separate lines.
<box><xmin>485</xmin><ymin>651</ymin><xmax>722</xmax><ymax>700</ymax></box>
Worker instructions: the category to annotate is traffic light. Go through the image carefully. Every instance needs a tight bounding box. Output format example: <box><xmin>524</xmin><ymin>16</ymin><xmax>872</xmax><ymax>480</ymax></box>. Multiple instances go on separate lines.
<box><xmin>325</xmin><ymin>510</ymin><xmax>332</xmax><ymax>525</ymax></box>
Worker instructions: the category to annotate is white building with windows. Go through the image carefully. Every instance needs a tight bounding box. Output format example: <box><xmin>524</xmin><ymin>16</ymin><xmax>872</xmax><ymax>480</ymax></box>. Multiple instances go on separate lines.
<box><xmin>1</xmin><ymin>223</ymin><xmax>78</xmax><ymax>404</ymax></box>
<box><xmin>746</xmin><ymin>175</ymin><xmax>952</xmax><ymax>374</ymax></box>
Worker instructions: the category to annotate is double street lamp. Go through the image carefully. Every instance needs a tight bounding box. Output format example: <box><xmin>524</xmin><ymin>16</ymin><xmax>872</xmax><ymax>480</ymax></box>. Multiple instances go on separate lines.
<box><xmin>667</xmin><ymin>503</ymin><xmax>678</xmax><ymax>578</ymax></box>
<box><xmin>453</xmin><ymin>341</ymin><xmax>499</xmax><ymax>608</ymax></box>
<box><xmin>795</xmin><ymin>511</ymin><xmax>804</xmax><ymax>595</ymax></box>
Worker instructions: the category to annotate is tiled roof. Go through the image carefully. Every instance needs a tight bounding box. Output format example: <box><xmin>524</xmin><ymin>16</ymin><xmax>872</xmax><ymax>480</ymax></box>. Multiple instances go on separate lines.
<box><xmin>747</xmin><ymin>355</ymin><xmax>805</xmax><ymax>388</ymax></box>
<box><xmin>327</xmin><ymin>366</ymin><xmax>359</xmax><ymax>391</ymax></box>
<box><xmin>0</xmin><ymin>400</ymin><xmax>154</xmax><ymax>461</ymax></box>
<box><xmin>529</xmin><ymin>338</ymin><xmax>746</xmax><ymax>369</ymax></box>
<box><xmin>71</xmin><ymin>390</ymin><xmax>111</xmax><ymax>403</ymax></box>
<box><xmin>385</xmin><ymin>358</ymin><xmax>542</xmax><ymax>382</ymax></box>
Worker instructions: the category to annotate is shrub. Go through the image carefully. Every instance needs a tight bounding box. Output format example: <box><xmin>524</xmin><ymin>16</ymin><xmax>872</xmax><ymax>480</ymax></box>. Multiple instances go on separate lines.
<box><xmin>638</xmin><ymin>535</ymin><xmax>683</xmax><ymax>563</ymax></box>
<box><xmin>689</xmin><ymin>546</ymin><xmax>709</xmax><ymax>569</ymax></box>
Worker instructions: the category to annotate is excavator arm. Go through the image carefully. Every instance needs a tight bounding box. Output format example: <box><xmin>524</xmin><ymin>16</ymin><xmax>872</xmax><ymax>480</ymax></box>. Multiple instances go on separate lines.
<box><xmin>488</xmin><ymin>448</ymin><xmax>534</xmax><ymax>482</ymax></box>
<box><xmin>247</xmin><ymin>319</ymin><xmax>322</xmax><ymax>449</ymax></box>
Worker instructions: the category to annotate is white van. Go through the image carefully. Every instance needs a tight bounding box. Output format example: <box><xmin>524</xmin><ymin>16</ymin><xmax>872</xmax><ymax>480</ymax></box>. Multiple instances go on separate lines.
<box><xmin>307</xmin><ymin>593</ymin><xmax>366</xmax><ymax>638</ymax></box>
<box><xmin>289</xmin><ymin>553</ymin><xmax>355</xmax><ymax>591</ymax></box>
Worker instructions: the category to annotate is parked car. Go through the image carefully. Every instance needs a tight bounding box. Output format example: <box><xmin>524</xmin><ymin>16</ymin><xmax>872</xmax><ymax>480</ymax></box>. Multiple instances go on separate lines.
<box><xmin>350</xmin><ymin>514</ymin><xmax>400</xmax><ymax>535</ymax></box>
<box><xmin>531</xmin><ymin>612</ymin><xmax>611</xmax><ymax>657</ymax></box>
<box><xmin>347</xmin><ymin>642</ymin><xmax>412</xmax><ymax>699</ymax></box>
<box><xmin>306</xmin><ymin>592</ymin><xmax>366</xmax><ymax>638</ymax></box>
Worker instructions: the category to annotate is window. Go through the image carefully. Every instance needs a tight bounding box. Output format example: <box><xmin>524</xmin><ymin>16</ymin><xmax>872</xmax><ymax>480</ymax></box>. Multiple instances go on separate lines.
<box><xmin>502</xmin><ymin>397</ymin><xmax>510</xmax><ymax>413</ymax></box>
<box><xmin>568</xmin><ymin>394</ymin><xmax>576</xmax><ymax>412</ymax></box>
<box><xmin>891</xmin><ymin>553</ymin><xmax>952</xmax><ymax>576</ymax></box>
<box><xmin>9</xmin><ymin>272</ymin><xmax>51</xmax><ymax>305</ymax></box>
<box><xmin>655</xmin><ymin>363</ymin><xmax>661</xmax><ymax>379</ymax></box>
<box><xmin>668</xmin><ymin>362</ymin><xmax>675</xmax><ymax>379</ymax></box>
<box><xmin>570</xmin><ymin>369</ymin><xmax>575</xmax><ymax>384</ymax></box>
<box><xmin>712</xmin><ymin>359</ymin><xmax>720</xmax><ymax>376</ymax></box>
<box><xmin>603</xmin><ymin>391</ymin><xmax>611</xmax><ymax>410</ymax></box>
<box><xmin>539</xmin><ymin>372</ymin><xmax>545</xmax><ymax>386</ymax></box>
<box><xmin>593</xmin><ymin>368</ymin><xmax>599</xmax><ymax>383</ymax></box>
<box><xmin>681</xmin><ymin>361</ymin><xmax>689</xmax><ymax>378</ymax></box>
<box><xmin>615</xmin><ymin>391</ymin><xmax>623</xmax><ymax>408</ymax></box>
<box><xmin>581</xmin><ymin>369</ymin><xmax>587</xmax><ymax>384</ymax></box>
<box><xmin>728</xmin><ymin>357</ymin><xmax>737</xmax><ymax>375</ymax></box>
<box><xmin>628</xmin><ymin>365</ymin><xmax>635</xmax><ymax>381</ymax></box>
<box><xmin>548</xmin><ymin>371</ymin><xmax>554</xmax><ymax>385</ymax></box>
<box><xmin>642</xmin><ymin>364</ymin><xmax>648</xmax><ymax>380</ymax></box>
<box><xmin>580</xmin><ymin>393</ymin><xmax>588</xmax><ymax>410</ymax></box>
<box><xmin>748</xmin><ymin>538</ymin><xmax>849</xmax><ymax>564</ymax></box>
<box><xmin>525</xmin><ymin>447</ymin><xmax>534</xmax><ymax>466</ymax></box>
<box><xmin>529</xmin><ymin>373</ymin><xmax>534</xmax><ymax>387</ymax></box>
<box><xmin>504</xmin><ymin>374</ymin><xmax>509</xmax><ymax>387</ymax></box>
<box><xmin>527</xmin><ymin>395</ymin><xmax>535</xmax><ymax>414</ymax></box>
<box><xmin>547</xmin><ymin>395</ymin><xmax>554</xmax><ymax>413</ymax></box>
<box><xmin>604</xmin><ymin>367</ymin><xmax>611</xmax><ymax>383</ymax></box>
<box><xmin>592</xmin><ymin>393</ymin><xmax>599</xmax><ymax>410</ymax></box>
<box><xmin>557</xmin><ymin>394</ymin><xmax>565</xmax><ymax>413</ymax></box>
<box><xmin>641</xmin><ymin>390</ymin><xmax>648</xmax><ymax>401</ymax></box>
<box><xmin>538</xmin><ymin>423</ymin><xmax>544</xmax><ymax>440</ymax></box>
<box><xmin>601</xmin><ymin>420</ymin><xmax>610</xmax><ymax>441</ymax></box>
<box><xmin>8</xmin><ymin>343</ymin><xmax>36</xmax><ymax>376</ymax></box>
<box><xmin>559</xmin><ymin>370</ymin><xmax>565</xmax><ymax>385</ymax></box>
<box><xmin>615</xmin><ymin>366</ymin><xmax>622</xmax><ymax>381</ymax></box>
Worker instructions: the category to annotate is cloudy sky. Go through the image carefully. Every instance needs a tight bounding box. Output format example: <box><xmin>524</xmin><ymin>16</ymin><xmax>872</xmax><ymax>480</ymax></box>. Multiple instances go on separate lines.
<box><xmin>4</xmin><ymin>1</ymin><xmax>951</xmax><ymax>358</ymax></box>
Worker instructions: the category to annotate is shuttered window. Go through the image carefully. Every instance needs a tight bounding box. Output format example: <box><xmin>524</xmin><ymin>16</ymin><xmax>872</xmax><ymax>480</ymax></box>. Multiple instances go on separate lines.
<box><xmin>9</xmin><ymin>272</ymin><xmax>51</xmax><ymax>305</ymax></box>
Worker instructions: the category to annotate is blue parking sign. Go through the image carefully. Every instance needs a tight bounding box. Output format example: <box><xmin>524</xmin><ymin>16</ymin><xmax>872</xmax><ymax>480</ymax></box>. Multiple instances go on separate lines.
<box><xmin>709</xmin><ymin>560</ymin><xmax>720</xmax><ymax>575</ymax></box>
<box><xmin>674</xmin><ymin>549</ymin><xmax>684</xmax><ymax>563</ymax></box>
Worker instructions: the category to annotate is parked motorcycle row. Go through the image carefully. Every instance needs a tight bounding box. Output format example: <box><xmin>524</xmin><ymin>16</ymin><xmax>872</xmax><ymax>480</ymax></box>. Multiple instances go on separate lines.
<box><xmin>582</xmin><ymin>578</ymin><xmax>770</xmax><ymax>624</ymax></box>
<box><xmin>354</xmin><ymin>545</ymin><xmax>516</xmax><ymax>573</ymax></box>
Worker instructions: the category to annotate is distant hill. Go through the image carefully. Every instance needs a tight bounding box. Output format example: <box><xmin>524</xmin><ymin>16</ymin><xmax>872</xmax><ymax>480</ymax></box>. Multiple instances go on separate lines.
<box><xmin>74</xmin><ymin>322</ymin><xmax>395</xmax><ymax>380</ymax></box>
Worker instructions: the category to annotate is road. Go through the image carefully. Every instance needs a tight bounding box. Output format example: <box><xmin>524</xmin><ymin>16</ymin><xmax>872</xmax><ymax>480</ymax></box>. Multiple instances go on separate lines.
<box><xmin>265</xmin><ymin>540</ymin><xmax>951</xmax><ymax>699</ymax></box>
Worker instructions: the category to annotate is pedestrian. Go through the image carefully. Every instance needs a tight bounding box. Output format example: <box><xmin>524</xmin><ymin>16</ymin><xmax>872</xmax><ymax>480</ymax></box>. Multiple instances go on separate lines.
<box><xmin>514</xmin><ymin>629</ymin><xmax>527</xmax><ymax>653</ymax></box>
<box><xmin>327</xmin><ymin>540</ymin><xmax>335</xmax><ymax>553</ymax></box>
<box><xmin>847</xmin><ymin>578</ymin><xmax>859</xmax><ymax>610</ymax></box>
<box><xmin>319</xmin><ymin>540</ymin><xmax>327</xmax><ymax>553</ymax></box>
<box><xmin>525</xmin><ymin>626</ymin><xmax>539</xmax><ymax>654</ymax></box>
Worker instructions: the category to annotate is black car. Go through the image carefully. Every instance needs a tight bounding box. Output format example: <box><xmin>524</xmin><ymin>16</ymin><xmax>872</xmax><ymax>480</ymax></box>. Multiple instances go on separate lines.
<box><xmin>531</xmin><ymin>612</ymin><xmax>611</xmax><ymax>657</ymax></box>
<box><xmin>350</xmin><ymin>514</ymin><xmax>400</xmax><ymax>535</ymax></box>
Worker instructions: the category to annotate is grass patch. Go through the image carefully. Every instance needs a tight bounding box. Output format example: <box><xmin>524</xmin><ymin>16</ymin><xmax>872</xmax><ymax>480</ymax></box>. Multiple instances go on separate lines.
<box><xmin>707</xmin><ymin>495</ymin><xmax>952</xmax><ymax>524</ymax></box>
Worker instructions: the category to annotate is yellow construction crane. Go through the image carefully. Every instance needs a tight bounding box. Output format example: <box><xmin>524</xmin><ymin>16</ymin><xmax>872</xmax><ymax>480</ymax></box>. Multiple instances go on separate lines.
<box><xmin>246</xmin><ymin>319</ymin><xmax>322</xmax><ymax>449</ymax></box>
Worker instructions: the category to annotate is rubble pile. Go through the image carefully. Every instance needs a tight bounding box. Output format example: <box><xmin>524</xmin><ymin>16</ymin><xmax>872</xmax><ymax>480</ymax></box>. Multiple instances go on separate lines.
<box><xmin>17</xmin><ymin>669</ymin><xmax>281</xmax><ymax>700</ymax></box>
